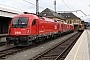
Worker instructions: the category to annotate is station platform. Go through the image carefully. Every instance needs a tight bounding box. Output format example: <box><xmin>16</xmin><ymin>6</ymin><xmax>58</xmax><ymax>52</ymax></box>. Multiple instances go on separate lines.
<box><xmin>0</xmin><ymin>34</ymin><xmax>8</xmax><ymax>38</ymax></box>
<box><xmin>0</xmin><ymin>34</ymin><xmax>7</xmax><ymax>42</ymax></box>
<box><xmin>0</xmin><ymin>34</ymin><xmax>8</xmax><ymax>36</ymax></box>
<box><xmin>65</xmin><ymin>29</ymin><xmax>90</xmax><ymax>60</ymax></box>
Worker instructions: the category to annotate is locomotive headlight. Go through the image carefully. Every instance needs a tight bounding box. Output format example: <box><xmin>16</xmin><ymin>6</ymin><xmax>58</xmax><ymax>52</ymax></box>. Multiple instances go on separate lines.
<box><xmin>26</xmin><ymin>29</ymin><xmax>30</xmax><ymax>34</ymax></box>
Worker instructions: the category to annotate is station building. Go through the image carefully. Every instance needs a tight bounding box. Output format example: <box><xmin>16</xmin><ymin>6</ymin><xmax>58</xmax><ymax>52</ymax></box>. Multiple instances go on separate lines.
<box><xmin>39</xmin><ymin>8</ymin><xmax>65</xmax><ymax>21</ymax></box>
<box><xmin>58</xmin><ymin>13</ymin><xmax>81</xmax><ymax>31</ymax></box>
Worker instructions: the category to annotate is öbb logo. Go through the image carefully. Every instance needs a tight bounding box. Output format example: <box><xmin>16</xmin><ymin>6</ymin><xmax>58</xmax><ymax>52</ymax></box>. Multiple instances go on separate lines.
<box><xmin>15</xmin><ymin>31</ymin><xmax>21</xmax><ymax>34</ymax></box>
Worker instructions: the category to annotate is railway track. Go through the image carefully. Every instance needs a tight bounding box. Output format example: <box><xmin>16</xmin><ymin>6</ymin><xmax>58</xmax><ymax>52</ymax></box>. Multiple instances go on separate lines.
<box><xmin>0</xmin><ymin>32</ymin><xmax>81</xmax><ymax>59</ymax></box>
<box><xmin>0</xmin><ymin>46</ymin><xmax>30</xmax><ymax>59</ymax></box>
<box><xmin>30</xmin><ymin>32</ymin><xmax>82</xmax><ymax>60</ymax></box>
<box><xmin>0</xmin><ymin>38</ymin><xmax>53</xmax><ymax>59</ymax></box>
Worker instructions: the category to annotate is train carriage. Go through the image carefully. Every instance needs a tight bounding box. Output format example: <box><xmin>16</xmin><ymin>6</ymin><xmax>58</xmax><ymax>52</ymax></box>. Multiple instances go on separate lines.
<box><xmin>78</xmin><ymin>24</ymin><xmax>84</xmax><ymax>32</ymax></box>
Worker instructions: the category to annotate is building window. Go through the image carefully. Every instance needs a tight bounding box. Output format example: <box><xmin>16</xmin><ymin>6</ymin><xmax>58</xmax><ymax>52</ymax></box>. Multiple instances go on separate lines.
<box><xmin>74</xmin><ymin>20</ymin><xmax>76</xmax><ymax>23</ymax></box>
<box><xmin>70</xmin><ymin>20</ymin><xmax>72</xmax><ymax>24</ymax></box>
<box><xmin>66</xmin><ymin>20</ymin><xmax>69</xmax><ymax>23</ymax></box>
<box><xmin>72</xmin><ymin>20</ymin><xmax>74</xmax><ymax>24</ymax></box>
<box><xmin>76</xmin><ymin>20</ymin><xmax>79</xmax><ymax>23</ymax></box>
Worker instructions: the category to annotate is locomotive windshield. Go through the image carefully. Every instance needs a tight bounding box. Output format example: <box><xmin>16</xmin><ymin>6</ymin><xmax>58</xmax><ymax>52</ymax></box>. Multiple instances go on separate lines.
<box><xmin>12</xmin><ymin>17</ymin><xmax>28</xmax><ymax>28</ymax></box>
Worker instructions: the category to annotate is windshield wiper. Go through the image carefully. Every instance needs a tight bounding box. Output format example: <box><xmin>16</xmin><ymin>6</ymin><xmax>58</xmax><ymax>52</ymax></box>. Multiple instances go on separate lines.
<box><xmin>17</xmin><ymin>17</ymin><xmax>24</xmax><ymax>28</ymax></box>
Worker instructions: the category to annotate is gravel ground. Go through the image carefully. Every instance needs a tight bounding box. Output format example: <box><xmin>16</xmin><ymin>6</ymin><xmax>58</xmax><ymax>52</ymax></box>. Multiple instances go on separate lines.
<box><xmin>1</xmin><ymin>32</ymin><xmax>77</xmax><ymax>60</ymax></box>
<box><xmin>0</xmin><ymin>37</ymin><xmax>15</xmax><ymax>51</ymax></box>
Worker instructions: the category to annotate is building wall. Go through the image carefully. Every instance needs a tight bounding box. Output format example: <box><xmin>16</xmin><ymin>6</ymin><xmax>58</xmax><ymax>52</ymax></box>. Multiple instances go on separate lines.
<box><xmin>65</xmin><ymin>18</ymin><xmax>81</xmax><ymax>24</ymax></box>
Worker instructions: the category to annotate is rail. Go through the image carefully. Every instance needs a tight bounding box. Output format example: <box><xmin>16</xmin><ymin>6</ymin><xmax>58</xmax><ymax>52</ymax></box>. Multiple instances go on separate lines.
<box><xmin>30</xmin><ymin>32</ymin><xmax>82</xmax><ymax>60</ymax></box>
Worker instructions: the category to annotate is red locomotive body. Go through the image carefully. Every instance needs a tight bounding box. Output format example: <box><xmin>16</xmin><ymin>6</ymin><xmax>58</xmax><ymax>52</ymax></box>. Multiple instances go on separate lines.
<box><xmin>70</xmin><ymin>24</ymin><xmax>74</xmax><ymax>31</ymax></box>
<box><xmin>6</xmin><ymin>13</ymin><xmax>74</xmax><ymax>46</ymax></box>
<box><xmin>6</xmin><ymin>14</ymin><xmax>59</xmax><ymax>46</ymax></box>
<box><xmin>38</xmin><ymin>17</ymin><xmax>58</xmax><ymax>36</ymax></box>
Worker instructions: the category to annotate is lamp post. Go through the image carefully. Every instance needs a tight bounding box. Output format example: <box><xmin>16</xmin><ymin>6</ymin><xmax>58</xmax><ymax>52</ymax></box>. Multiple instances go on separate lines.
<box><xmin>54</xmin><ymin>0</ymin><xmax>56</xmax><ymax>12</ymax></box>
<box><xmin>36</xmin><ymin>0</ymin><xmax>39</xmax><ymax>15</ymax></box>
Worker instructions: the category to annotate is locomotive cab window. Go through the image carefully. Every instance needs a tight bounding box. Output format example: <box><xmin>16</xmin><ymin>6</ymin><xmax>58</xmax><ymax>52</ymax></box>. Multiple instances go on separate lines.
<box><xmin>12</xmin><ymin>17</ymin><xmax>28</xmax><ymax>28</ymax></box>
<box><xmin>32</xmin><ymin>19</ymin><xmax>36</xmax><ymax>26</ymax></box>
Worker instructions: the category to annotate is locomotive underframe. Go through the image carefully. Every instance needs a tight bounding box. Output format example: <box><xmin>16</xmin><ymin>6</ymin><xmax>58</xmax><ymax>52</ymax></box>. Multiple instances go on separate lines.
<box><xmin>6</xmin><ymin>30</ymin><xmax>74</xmax><ymax>46</ymax></box>
<box><xmin>6</xmin><ymin>32</ymin><xmax>60</xmax><ymax>46</ymax></box>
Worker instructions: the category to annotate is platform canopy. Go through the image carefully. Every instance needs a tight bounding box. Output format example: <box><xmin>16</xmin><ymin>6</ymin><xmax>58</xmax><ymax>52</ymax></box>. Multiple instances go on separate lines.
<box><xmin>0</xmin><ymin>7</ymin><xmax>22</xmax><ymax>18</ymax></box>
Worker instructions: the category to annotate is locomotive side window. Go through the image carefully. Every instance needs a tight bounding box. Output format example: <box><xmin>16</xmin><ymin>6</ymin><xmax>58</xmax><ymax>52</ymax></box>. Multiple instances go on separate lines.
<box><xmin>32</xmin><ymin>19</ymin><xmax>36</xmax><ymax>26</ymax></box>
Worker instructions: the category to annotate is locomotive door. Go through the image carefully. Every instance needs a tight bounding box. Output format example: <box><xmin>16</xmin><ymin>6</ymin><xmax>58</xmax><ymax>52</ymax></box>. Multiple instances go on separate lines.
<box><xmin>31</xmin><ymin>19</ymin><xmax>39</xmax><ymax>35</ymax></box>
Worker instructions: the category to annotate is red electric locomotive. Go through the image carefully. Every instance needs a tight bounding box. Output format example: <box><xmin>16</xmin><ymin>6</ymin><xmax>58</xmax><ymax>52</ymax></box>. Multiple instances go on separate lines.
<box><xmin>6</xmin><ymin>13</ymin><xmax>59</xmax><ymax>46</ymax></box>
<box><xmin>6</xmin><ymin>13</ymin><xmax>74</xmax><ymax>46</ymax></box>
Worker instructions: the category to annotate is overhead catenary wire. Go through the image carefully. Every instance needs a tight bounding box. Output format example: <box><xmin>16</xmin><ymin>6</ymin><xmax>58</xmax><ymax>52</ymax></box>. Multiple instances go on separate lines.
<box><xmin>12</xmin><ymin>0</ymin><xmax>31</xmax><ymax>9</ymax></box>
<box><xmin>23</xmin><ymin>0</ymin><xmax>44</xmax><ymax>9</ymax></box>
<box><xmin>40</xmin><ymin>0</ymin><xmax>52</xmax><ymax>7</ymax></box>
<box><xmin>23</xmin><ymin>0</ymin><xmax>36</xmax><ymax>6</ymax></box>
<box><xmin>0</xmin><ymin>0</ymin><xmax>45</xmax><ymax>13</ymax></box>
<box><xmin>66</xmin><ymin>0</ymin><xmax>75</xmax><ymax>10</ymax></box>
<box><xmin>0</xmin><ymin>0</ymin><xmax>38</xmax><ymax>12</ymax></box>
<box><xmin>0</xmin><ymin>4</ymin><xmax>25</xmax><ymax>11</ymax></box>
<box><xmin>61</xmin><ymin>0</ymin><xmax>72</xmax><ymax>10</ymax></box>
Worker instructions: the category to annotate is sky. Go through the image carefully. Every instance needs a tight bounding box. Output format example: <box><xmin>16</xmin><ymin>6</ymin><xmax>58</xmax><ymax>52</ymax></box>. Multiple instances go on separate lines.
<box><xmin>0</xmin><ymin>0</ymin><xmax>90</xmax><ymax>22</ymax></box>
